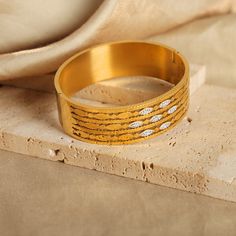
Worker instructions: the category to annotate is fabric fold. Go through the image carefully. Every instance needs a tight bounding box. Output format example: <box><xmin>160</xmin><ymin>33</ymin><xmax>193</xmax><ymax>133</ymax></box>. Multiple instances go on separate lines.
<box><xmin>0</xmin><ymin>0</ymin><xmax>235</xmax><ymax>86</ymax></box>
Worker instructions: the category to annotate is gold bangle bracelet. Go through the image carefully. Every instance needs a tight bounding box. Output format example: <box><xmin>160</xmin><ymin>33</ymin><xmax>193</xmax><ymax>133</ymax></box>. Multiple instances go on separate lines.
<box><xmin>54</xmin><ymin>41</ymin><xmax>189</xmax><ymax>145</ymax></box>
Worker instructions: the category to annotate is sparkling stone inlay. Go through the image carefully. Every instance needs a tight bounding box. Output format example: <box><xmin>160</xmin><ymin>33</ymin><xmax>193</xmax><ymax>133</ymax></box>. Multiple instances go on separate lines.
<box><xmin>167</xmin><ymin>105</ymin><xmax>178</xmax><ymax>114</ymax></box>
<box><xmin>150</xmin><ymin>114</ymin><xmax>162</xmax><ymax>123</ymax></box>
<box><xmin>129</xmin><ymin>121</ymin><xmax>143</xmax><ymax>129</ymax></box>
<box><xmin>140</xmin><ymin>129</ymin><xmax>154</xmax><ymax>137</ymax></box>
<box><xmin>139</xmin><ymin>107</ymin><xmax>153</xmax><ymax>115</ymax></box>
<box><xmin>160</xmin><ymin>122</ymin><xmax>171</xmax><ymax>130</ymax></box>
<box><xmin>159</xmin><ymin>99</ymin><xmax>171</xmax><ymax>108</ymax></box>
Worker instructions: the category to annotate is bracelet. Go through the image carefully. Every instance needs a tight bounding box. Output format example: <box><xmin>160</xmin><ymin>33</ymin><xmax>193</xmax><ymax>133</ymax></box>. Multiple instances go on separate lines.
<box><xmin>54</xmin><ymin>41</ymin><xmax>189</xmax><ymax>145</ymax></box>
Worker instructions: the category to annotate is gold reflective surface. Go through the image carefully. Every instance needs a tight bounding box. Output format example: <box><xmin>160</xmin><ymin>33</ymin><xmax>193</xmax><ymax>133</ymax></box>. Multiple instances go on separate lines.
<box><xmin>55</xmin><ymin>41</ymin><xmax>189</xmax><ymax>145</ymax></box>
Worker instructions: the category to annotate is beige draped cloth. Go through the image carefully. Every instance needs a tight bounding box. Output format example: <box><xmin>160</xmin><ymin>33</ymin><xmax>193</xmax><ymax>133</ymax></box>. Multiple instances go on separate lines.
<box><xmin>0</xmin><ymin>0</ymin><xmax>236</xmax><ymax>87</ymax></box>
<box><xmin>1</xmin><ymin>2</ymin><xmax>236</xmax><ymax>235</ymax></box>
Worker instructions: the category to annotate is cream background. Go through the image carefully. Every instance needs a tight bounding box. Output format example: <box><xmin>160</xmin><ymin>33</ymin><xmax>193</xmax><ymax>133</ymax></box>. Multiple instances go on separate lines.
<box><xmin>1</xmin><ymin>149</ymin><xmax>236</xmax><ymax>236</ymax></box>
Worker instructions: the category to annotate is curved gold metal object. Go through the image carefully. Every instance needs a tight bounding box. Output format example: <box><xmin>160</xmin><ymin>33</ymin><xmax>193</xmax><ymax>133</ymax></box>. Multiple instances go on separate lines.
<box><xmin>55</xmin><ymin>41</ymin><xmax>189</xmax><ymax>145</ymax></box>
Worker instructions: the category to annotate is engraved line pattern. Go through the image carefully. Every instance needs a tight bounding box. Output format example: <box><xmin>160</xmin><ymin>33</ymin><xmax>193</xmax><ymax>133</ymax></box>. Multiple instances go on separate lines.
<box><xmin>70</xmin><ymin>87</ymin><xmax>188</xmax><ymax>123</ymax></box>
<box><xmin>71</xmin><ymin>104</ymin><xmax>188</xmax><ymax>144</ymax></box>
<box><xmin>71</xmin><ymin>101</ymin><xmax>187</xmax><ymax>137</ymax></box>
<box><xmin>72</xmin><ymin>91</ymin><xmax>188</xmax><ymax>130</ymax></box>
<box><xmin>70</xmin><ymin>82</ymin><xmax>188</xmax><ymax>117</ymax></box>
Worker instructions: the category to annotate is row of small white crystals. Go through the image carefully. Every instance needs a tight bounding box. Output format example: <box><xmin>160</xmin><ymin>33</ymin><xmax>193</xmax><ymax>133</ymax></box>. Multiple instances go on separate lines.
<box><xmin>128</xmin><ymin>99</ymin><xmax>178</xmax><ymax>137</ymax></box>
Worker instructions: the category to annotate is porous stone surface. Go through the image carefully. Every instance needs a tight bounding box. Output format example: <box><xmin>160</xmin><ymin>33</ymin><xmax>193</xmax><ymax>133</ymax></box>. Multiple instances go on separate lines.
<box><xmin>1</xmin><ymin>65</ymin><xmax>236</xmax><ymax>202</ymax></box>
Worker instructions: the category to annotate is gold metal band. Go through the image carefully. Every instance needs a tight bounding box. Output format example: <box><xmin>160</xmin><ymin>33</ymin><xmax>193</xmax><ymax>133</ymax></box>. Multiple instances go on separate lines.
<box><xmin>55</xmin><ymin>41</ymin><xmax>189</xmax><ymax>145</ymax></box>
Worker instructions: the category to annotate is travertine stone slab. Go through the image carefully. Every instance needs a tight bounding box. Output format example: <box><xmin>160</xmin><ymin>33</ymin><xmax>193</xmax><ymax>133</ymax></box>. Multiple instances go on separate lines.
<box><xmin>1</xmin><ymin>65</ymin><xmax>236</xmax><ymax>202</ymax></box>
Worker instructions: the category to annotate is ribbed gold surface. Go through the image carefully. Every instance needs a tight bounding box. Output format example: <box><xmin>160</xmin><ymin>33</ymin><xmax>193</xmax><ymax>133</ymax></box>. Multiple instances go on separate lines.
<box><xmin>55</xmin><ymin>41</ymin><xmax>189</xmax><ymax>145</ymax></box>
